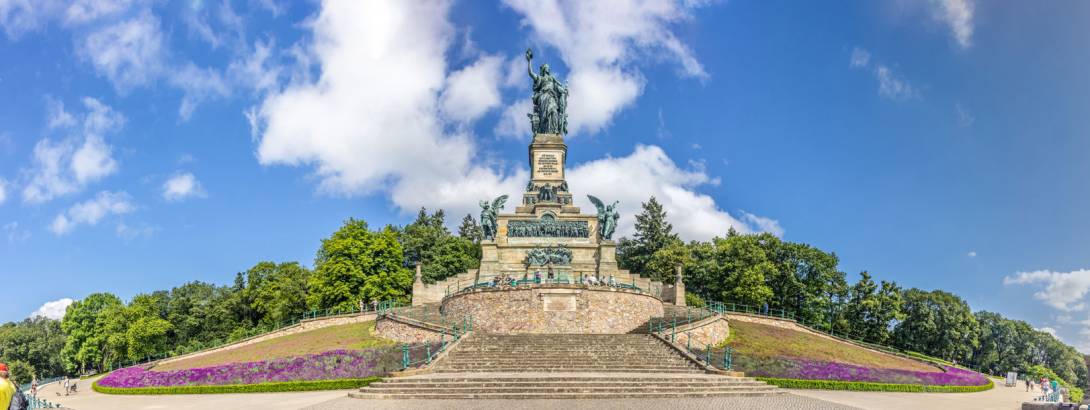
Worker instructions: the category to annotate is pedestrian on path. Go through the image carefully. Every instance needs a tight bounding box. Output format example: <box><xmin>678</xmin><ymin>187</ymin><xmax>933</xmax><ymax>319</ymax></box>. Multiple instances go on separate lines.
<box><xmin>63</xmin><ymin>376</ymin><xmax>69</xmax><ymax>396</ymax></box>
<box><xmin>0</xmin><ymin>363</ymin><xmax>27</xmax><ymax>410</ymax></box>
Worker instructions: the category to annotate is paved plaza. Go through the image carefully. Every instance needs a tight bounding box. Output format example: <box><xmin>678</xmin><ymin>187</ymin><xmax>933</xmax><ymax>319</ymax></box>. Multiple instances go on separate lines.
<box><xmin>31</xmin><ymin>376</ymin><xmax>1043</xmax><ymax>410</ymax></box>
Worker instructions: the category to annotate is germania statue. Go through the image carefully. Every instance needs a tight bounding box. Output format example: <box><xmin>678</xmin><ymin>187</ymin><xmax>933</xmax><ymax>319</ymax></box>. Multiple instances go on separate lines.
<box><xmin>588</xmin><ymin>195</ymin><xmax>620</xmax><ymax>240</ymax></box>
<box><xmin>526</xmin><ymin>48</ymin><xmax>569</xmax><ymax>135</ymax></box>
<box><xmin>479</xmin><ymin>195</ymin><xmax>508</xmax><ymax>241</ymax></box>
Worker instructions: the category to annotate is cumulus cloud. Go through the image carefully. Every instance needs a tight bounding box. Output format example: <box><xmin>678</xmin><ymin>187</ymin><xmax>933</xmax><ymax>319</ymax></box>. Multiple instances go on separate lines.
<box><xmin>30</xmin><ymin>297</ymin><xmax>74</xmax><ymax>320</ymax></box>
<box><xmin>22</xmin><ymin>97</ymin><xmax>123</xmax><ymax>203</ymax></box>
<box><xmin>967</xmin><ymin>250</ymin><xmax>977</xmax><ymax>258</ymax></box>
<box><xmin>849</xmin><ymin>47</ymin><xmax>918</xmax><ymax>101</ymax></box>
<box><xmin>440</xmin><ymin>55</ymin><xmax>504</xmax><ymax>123</ymax></box>
<box><xmin>929</xmin><ymin>0</ymin><xmax>974</xmax><ymax>49</ymax></box>
<box><xmin>253</xmin><ymin>0</ymin><xmax>525</xmax><ymax>220</ymax></box>
<box><xmin>568</xmin><ymin>145</ymin><xmax>765</xmax><ymax>241</ymax></box>
<box><xmin>502</xmin><ymin>0</ymin><xmax>710</xmax><ymax>135</ymax></box>
<box><xmin>50</xmin><ymin>191</ymin><xmax>134</xmax><ymax>235</ymax></box>
<box><xmin>1003</xmin><ymin>269</ymin><xmax>1090</xmax><ymax>312</ymax></box>
<box><xmin>251</xmin><ymin>0</ymin><xmax>770</xmax><ymax>234</ymax></box>
<box><xmin>79</xmin><ymin>11</ymin><xmax>164</xmax><ymax>91</ymax></box>
<box><xmin>162</xmin><ymin>172</ymin><xmax>206</xmax><ymax>201</ymax></box>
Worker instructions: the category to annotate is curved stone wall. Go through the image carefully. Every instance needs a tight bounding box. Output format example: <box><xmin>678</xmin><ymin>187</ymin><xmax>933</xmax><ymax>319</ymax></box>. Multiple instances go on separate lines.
<box><xmin>441</xmin><ymin>285</ymin><xmax>663</xmax><ymax>334</ymax></box>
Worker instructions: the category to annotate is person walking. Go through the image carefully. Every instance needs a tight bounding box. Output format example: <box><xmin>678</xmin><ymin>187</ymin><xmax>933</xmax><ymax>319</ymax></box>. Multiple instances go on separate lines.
<box><xmin>0</xmin><ymin>363</ymin><xmax>27</xmax><ymax>410</ymax></box>
<box><xmin>63</xmin><ymin>376</ymin><xmax>70</xmax><ymax>396</ymax></box>
<box><xmin>29</xmin><ymin>377</ymin><xmax>36</xmax><ymax>398</ymax></box>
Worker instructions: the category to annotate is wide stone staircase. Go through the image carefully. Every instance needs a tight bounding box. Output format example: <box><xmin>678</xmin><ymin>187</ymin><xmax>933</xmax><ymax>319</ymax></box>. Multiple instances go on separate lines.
<box><xmin>352</xmin><ymin>333</ymin><xmax>782</xmax><ymax>399</ymax></box>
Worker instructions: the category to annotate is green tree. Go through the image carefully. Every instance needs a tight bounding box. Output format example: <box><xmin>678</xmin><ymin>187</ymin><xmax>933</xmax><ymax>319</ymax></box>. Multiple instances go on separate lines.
<box><xmin>645</xmin><ymin>239</ymin><xmax>691</xmax><ymax>283</ymax></box>
<box><xmin>458</xmin><ymin>213</ymin><xmax>483</xmax><ymax>243</ymax></box>
<box><xmin>244</xmin><ymin>261</ymin><xmax>311</xmax><ymax>327</ymax></box>
<box><xmin>309</xmin><ymin>219</ymin><xmax>411</xmax><ymax>310</ymax></box>
<box><xmin>893</xmin><ymin>289</ymin><xmax>979</xmax><ymax>363</ymax></box>
<box><xmin>618</xmin><ymin>197</ymin><xmax>679</xmax><ymax>275</ymax></box>
<box><xmin>0</xmin><ymin>317</ymin><xmax>66</xmax><ymax>379</ymax></box>
<box><xmin>125</xmin><ymin>317</ymin><xmax>172</xmax><ymax>361</ymax></box>
<box><xmin>399</xmin><ymin>209</ymin><xmax>479</xmax><ymax>283</ymax></box>
<box><xmin>60</xmin><ymin>293</ymin><xmax>124</xmax><ymax>373</ymax></box>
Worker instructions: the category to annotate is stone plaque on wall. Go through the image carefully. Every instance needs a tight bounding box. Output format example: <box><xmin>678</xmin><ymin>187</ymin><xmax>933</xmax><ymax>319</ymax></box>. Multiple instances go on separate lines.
<box><xmin>539</xmin><ymin>289</ymin><xmax>580</xmax><ymax>312</ymax></box>
<box><xmin>533</xmin><ymin>150</ymin><xmax>564</xmax><ymax>180</ymax></box>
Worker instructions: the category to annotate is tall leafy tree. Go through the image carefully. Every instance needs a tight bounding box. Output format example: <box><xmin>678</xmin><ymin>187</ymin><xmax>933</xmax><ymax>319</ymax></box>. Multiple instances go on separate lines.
<box><xmin>399</xmin><ymin>209</ymin><xmax>479</xmax><ymax>283</ymax></box>
<box><xmin>618</xmin><ymin>197</ymin><xmax>679</xmax><ymax>276</ymax></box>
<box><xmin>645</xmin><ymin>239</ymin><xmax>691</xmax><ymax>284</ymax></box>
<box><xmin>0</xmin><ymin>317</ymin><xmax>66</xmax><ymax>379</ymax></box>
<box><xmin>60</xmin><ymin>293</ymin><xmax>124</xmax><ymax>373</ymax></box>
<box><xmin>458</xmin><ymin>213</ymin><xmax>483</xmax><ymax>244</ymax></box>
<box><xmin>309</xmin><ymin>218</ymin><xmax>411</xmax><ymax>310</ymax></box>
<box><xmin>245</xmin><ymin>261</ymin><xmax>311</xmax><ymax>327</ymax></box>
<box><xmin>893</xmin><ymin>289</ymin><xmax>979</xmax><ymax>363</ymax></box>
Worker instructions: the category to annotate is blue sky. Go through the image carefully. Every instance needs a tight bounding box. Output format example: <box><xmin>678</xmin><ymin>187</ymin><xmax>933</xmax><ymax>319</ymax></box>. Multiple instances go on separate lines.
<box><xmin>2</xmin><ymin>0</ymin><xmax>1090</xmax><ymax>351</ymax></box>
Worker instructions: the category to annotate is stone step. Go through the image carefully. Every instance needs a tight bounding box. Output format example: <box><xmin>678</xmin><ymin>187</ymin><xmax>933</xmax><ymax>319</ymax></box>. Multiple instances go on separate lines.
<box><xmin>350</xmin><ymin>391</ymin><xmax>785</xmax><ymax>400</ymax></box>
<box><xmin>434</xmin><ymin>368</ymin><xmax>703</xmax><ymax>373</ymax></box>
<box><xmin>371</xmin><ymin>381</ymin><xmax>772</xmax><ymax>388</ymax></box>
<box><xmin>362</xmin><ymin>386</ymin><xmax>778</xmax><ymax>394</ymax></box>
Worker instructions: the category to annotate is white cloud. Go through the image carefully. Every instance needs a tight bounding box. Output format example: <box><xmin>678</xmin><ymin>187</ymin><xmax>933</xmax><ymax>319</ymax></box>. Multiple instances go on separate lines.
<box><xmin>967</xmin><ymin>250</ymin><xmax>977</xmax><ymax>258</ymax></box>
<box><xmin>50</xmin><ymin>191</ymin><xmax>134</xmax><ymax>235</ymax></box>
<box><xmin>30</xmin><ymin>297</ymin><xmax>74</xmax><ymax>320</ymax></box>
<box><xmin>45</xmin><ymin>96</ymin><xmax>76</xmax><ymax>129</ymax></box>
<box><xmin>568</xmin><ymin>145</ymin><xmax>762</xmax><ymax>241</ymax></box>
<box><xmin>741</xmin><ymin>211</ymin><xmax>784</xmax><ymax>237</ymax></box>
<box><xmin>0</xmin><ymin>0</ymin><xmax>60</xmax><ymax>38</ymax></box>
<box><xmin>115</xmin><ymin>221</ymin><xmax>157</xmax><ymax>239</ymax></box>
<box><xmin>875</xmin><ymin>65</ymin><xmax>917</xmax><ymax>100</ymax></box>
<box><xmin>0</xmin><ymin>178</ymin><xmax>6</xmax><ymax>204</ymax></box>
<box><xmin>65</xmin><ymin>0</ymin><xmax>136</xmax><ymax>25</ymax></box>
<box><xmin>956</xmin><ymin>103</ymin><xmax>974</xmax><ymax>127</ymax></box>
<box><xmin>503</xmin><ymin>0</ymin><xmax>710</xmax><ymax>135</ymax></box>
<box><xmin>930</xmin><ymin>0</ymin><xmax>974</xmax><ymax>49</ymax></box>
<box><xmin>228</xmin><ymin>39</ymin><xmax>281</xmax><ymax>95</ymax></box>
<box><xmin>169</xmin><ymin>63</ymin><xmax>230</xmax><ymax>120</ymax></box>
<box><xmin>162</xmin><ymin>172</ymin><xmax>206</xmax><ymax>201</ymax></box>
<box><xmin>1037</xmin><ymin>327</ymin><xmax>1057</xmax><ymax>337</ymax></box>
<box><xmin>79</xmin><ymin>11</ymin><xmax>164</xmax><ymax>91</ymax></box>
<box><xmin>850</xmin><ymin>47</ymin><xmax>870</xmax><ymax>68</ymax></box>
<box><xmin>3</xmin><ymin>221</ymin><xmax>30</xmax><ymax>243</ymax></box>
<box><xmin>1003</xmin><ymin>269</ymin><xmax>1090</xmax><ymax>311</ymax></box>
<box><xmin>494</xmin><ymin>98</ymin><xmax>533</xmax><ymax>138</ymax></box>
<box><xmin>22</xmin><ymin>97</ymin><xmax>122</xmax><ymax>203</ymax></box>
<box><xmin>849</xmin><ymin>47</ymin><xmax>917</xmax><ymax>101</ymax></box>
<box><xmin>440</xmin><ymin>55</ymin><xmax>504</xmax><ymax>123</ymax></box>
<box><xmin>252</xmin><ymin>0</ymin><xmax>763</xmax><ymax>235</ymax></box>
<box><xmin>253</xmin><ymin>0</ymin><xmax>525</xmax><ymax>220</ymax></box>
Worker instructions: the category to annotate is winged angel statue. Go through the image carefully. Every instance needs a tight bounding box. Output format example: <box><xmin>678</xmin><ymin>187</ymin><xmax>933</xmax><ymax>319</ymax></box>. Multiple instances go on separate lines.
<box><xmin>479</xmin><ymin>195</ymin><xmax>509</xmax><ymax>241</ymax></box>
<box><xmin>587</xmin><ymin>195</ymin><xmax>619</xmax><ymax>240</ymax></box>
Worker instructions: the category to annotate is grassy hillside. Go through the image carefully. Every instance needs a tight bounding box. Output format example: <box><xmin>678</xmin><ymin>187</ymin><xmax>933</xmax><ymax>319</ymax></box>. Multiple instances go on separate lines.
<box><xmin>154</xmin><ymin>321</ymin><xmax>393</xmax><ymax>371</ymax></box>
<box><xmin>724</xmin><ymin>320</ymin><xmax>988</xmax><ymax>386</ymax></box>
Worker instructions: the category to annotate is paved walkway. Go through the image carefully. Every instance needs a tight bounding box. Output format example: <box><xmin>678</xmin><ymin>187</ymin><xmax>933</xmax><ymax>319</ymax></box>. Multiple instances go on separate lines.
<box><xmin>790</xmin><ymin>380</ymin><xmax>1039</xmax><ymax>410</ymax></box>
<box><xmin>35</xmin><ymin>377</ymin><xmax>356</xmax><ymax>410</ymax></box>
<box><xmin>306</xmin><ymin>395</ymin><xmax>861</xmax><ymax>410</ymax></box>
<box><xmin>33</xmin><ymin>375</ymin><xmax>1038</xmax><ymax>410</ymax></box>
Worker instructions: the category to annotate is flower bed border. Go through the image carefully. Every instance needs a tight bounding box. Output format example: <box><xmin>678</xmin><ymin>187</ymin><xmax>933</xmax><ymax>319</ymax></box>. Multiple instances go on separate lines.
<box><xmin>758</xmin><ymin>376</ymin><xmax>994</xmax><ymax>393</ymax></box>
<box><xmin>92</xmin><ymin>377</ymin><xmax>380</xmax><ymax>395</ymax></box>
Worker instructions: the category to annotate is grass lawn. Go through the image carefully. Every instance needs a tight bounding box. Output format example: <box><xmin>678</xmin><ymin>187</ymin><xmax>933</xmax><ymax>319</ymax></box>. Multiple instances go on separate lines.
<box><xmin>725</xmin><ymin>320</ymin><xmax>936</xmax><ymax>372</ymax></box>
<box><xmin>153</xmin><ymin>321</ymin><xmax>394</xmax><ymax>371</ymax></box>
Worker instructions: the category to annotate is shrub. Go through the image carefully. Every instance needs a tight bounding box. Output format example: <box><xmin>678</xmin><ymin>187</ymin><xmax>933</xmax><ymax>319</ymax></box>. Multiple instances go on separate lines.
<box><xmin>1025</xmin><ymin>365</ymin><xmax>1083</xmax><ymax>403</ymax></box>
<box><xmin>685</xmin><ymin>293</ymin><xmax>706</xmax><ymax>308</ymax></box>
<box><xmin>97</xmin><ymin>348</ymin><xmax>397</xmax><ymax>389</ymax></box>
<box><xmin>93</xmin><ymin>377</ymin><xmax>379</xmax><ymax>395</ymax></box>
<box><xmin>733</xmin><ymin>355</ymin><xmax>988</xmax><ymax>386</ymax></box>
<box><xmin>758</xmin><ymin>376</ymin><xmax>994</xmax><ymax>393</ymax></box>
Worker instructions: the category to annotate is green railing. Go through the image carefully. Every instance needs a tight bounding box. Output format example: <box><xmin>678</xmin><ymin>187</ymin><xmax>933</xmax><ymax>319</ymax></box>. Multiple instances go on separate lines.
<box><xmin>446</xmin><ymin>273</ymin><xmax>645</xmax><ymax>296</ymax></box>
<box><xmin>24</xmin><ymin>392</ymin><xmax>62</xmax><ymax>409</ymax></box>
<box><xmin>397</xmin><ymin>315</ymin><xmax>474</xmax><ymax>370</ymax></box>
<box><xmin>648</xmin><ymin>305</ymin><xmax>720</xmax><ymax>342</ymax></box>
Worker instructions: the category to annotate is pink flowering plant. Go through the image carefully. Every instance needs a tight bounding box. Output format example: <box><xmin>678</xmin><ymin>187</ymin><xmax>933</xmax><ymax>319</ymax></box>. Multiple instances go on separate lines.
<box><xmin>733</xmin><ymin>355</ymin><xmax>988</xmax><ymax>386</ymax></box>
<box><xmin>98</xmin><ymin>349</ymin><xmax>397</xmax><ymax>388</ymax></box>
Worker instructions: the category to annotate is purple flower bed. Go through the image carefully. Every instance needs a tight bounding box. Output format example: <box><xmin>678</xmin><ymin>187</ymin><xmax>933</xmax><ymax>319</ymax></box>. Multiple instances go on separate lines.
<box><xmin>735</xmin><ymin>356</ymin><xmax>989</xmax><ymax>386</ymax></box>
<box><xmin>98</xmin><ymin>349</ymin><xmax>396</xmax><ymax>388</ymax></box>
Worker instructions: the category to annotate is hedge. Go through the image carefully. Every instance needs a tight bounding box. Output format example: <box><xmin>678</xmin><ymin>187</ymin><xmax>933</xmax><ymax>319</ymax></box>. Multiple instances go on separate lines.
<box><xmin>92</xmin><ymin>377</ymin><xmax>381</xmax><ymax>395</ymax></box>
<box><xmin>758</xmin><ymin>377</ymin><xmax>994</xmax><ymax>393</ymax></box>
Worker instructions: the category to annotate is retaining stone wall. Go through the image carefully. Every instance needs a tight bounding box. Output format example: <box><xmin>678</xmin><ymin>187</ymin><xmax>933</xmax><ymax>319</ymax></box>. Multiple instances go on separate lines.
<box><xmin>673</xmin><ymin>316</ymin><xmax>730</xmax><ymax>347</ymax></box>
<box><xmin>375</xmin><ymin>316</ymin><xmax>447</xmax><ymax>343</ymax></box>
<box><xmin>441</xmin><ymin>285</ymin><xmax>663</xmax><ymax>334</ymax></box>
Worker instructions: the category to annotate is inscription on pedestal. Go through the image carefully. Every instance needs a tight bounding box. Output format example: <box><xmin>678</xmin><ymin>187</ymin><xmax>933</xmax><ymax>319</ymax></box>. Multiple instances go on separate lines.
<box><xmin>533</xmin><ymin>151</ymin><xmax>564</xmax><ymax>180</ymax></box>
<box><xmin>542</xmin><ymin>294</ymin><xmax>578</xmax><ymax>312</ymax></box>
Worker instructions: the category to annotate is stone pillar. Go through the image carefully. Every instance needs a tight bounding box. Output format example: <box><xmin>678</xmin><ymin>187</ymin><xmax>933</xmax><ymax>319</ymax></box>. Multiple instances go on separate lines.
<box><xmin>411</xmin><ymin>262</ymin><xmax>425</xmax><ymax>306</ymax></box>
<box><xmin>597</xmin><ymin>241</ymin><xmax>619</xmax><ymax>279</ymax></box>
<box><xmin>673</xmin><ymin>264</ymin><xmax>687</xmax><ymax>306</ymax></box>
